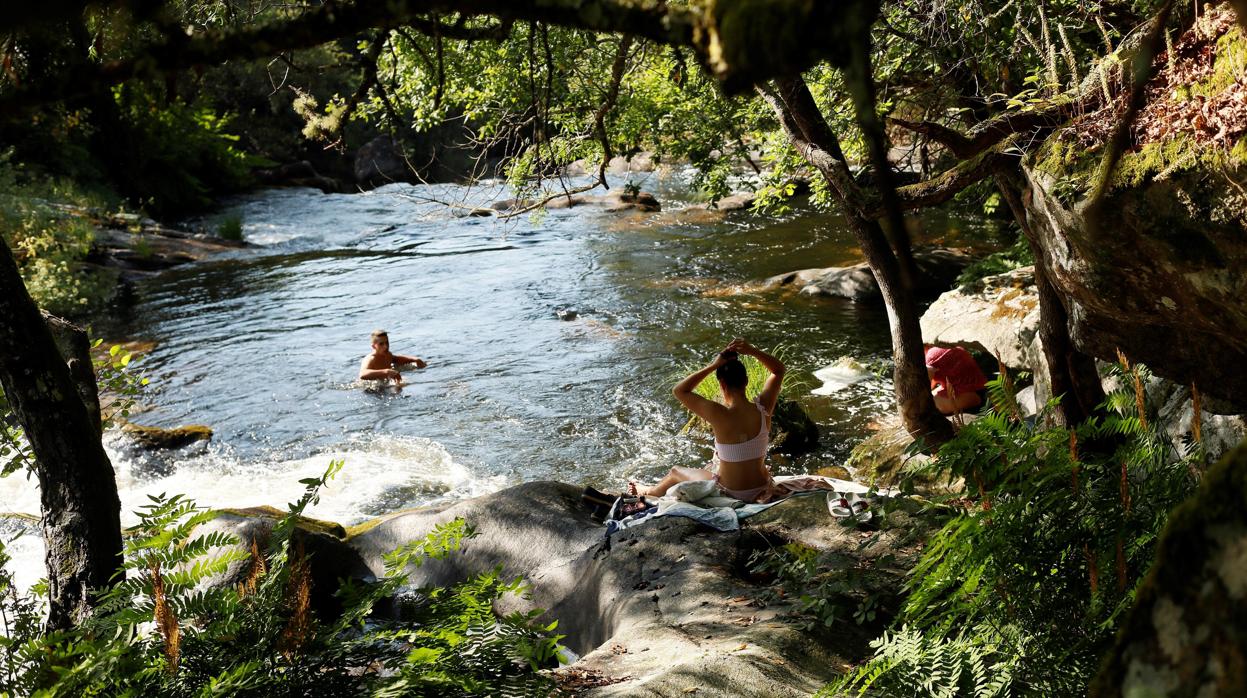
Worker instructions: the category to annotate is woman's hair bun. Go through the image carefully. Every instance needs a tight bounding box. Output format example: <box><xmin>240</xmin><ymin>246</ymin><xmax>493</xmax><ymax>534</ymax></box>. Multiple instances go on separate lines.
<box><xmin>715</xmin><ymin>352</ymin><xmax>748</xmax><ymax>390</ymax></box>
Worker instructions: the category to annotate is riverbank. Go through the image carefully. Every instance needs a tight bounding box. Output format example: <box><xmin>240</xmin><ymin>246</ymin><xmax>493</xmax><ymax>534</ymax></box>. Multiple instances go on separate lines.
<box><xmin>199</xmin><ymin>480</ymin><xmax>937</xmax><ymax>696</ymax></box>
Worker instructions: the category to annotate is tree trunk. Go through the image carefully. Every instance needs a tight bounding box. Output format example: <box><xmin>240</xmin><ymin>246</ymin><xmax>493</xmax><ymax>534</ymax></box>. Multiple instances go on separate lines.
<box><xmin>759</xmin><ymin>77</ymin><xmax>953</xmax><ymax>445</ymax></box>
<box><xmin>996</xmin><ymin>168</ymin><xmax>1105</xmax><ymax>426</ymax></box>
<box><xmin>42</xmin><ymin>312</ymin><xmax>103</xmax><ymax>437</ymax></box>
<box><xmin>0</xmin><ymin>239</ymin><xmax>122</xmax><ymax>630</ymax></box>
<box><xmin>848</xmin><ymin>214</ymin><xmax>955</xmax><ymax>444</ymax></box>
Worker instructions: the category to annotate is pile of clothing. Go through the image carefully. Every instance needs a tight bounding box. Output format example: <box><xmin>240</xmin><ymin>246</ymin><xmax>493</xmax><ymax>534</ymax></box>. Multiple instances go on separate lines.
<box><xmin>582</xmin><ymin>476</ymin><xmax>886</xmax><ymax>539</ymax></box>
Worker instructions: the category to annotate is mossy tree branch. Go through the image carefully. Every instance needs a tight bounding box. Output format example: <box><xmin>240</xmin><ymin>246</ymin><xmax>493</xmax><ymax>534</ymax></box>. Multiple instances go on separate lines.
<box><xmin>886</xmin><ymin>144</ymin><xmax>1021</xmax><ymax>215</ymax></box>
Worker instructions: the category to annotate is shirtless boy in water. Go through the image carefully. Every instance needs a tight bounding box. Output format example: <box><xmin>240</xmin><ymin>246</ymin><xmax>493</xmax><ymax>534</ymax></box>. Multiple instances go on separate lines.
<box><xmin>359</xmin><ymin>330</ymin><xmax>427</xmax><ymax>384</ymax></box>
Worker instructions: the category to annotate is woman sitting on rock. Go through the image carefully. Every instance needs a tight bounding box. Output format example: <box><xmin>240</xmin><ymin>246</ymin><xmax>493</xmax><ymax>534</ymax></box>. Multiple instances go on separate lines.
<box><xmin>635</xmin><ymin>339</ymin><xmax>832</xmax><ymax>504</ymax></box>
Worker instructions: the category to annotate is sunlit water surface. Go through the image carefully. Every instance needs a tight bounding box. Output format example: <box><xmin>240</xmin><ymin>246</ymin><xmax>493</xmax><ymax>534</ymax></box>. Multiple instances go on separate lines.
<box><xmin>1</xmin><ymin>172</ymin><xmax>996</xmax><ymax>590</ymax></box>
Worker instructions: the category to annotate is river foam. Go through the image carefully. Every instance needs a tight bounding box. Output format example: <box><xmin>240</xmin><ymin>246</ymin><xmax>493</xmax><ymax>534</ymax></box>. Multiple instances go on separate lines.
<box><xmin>0</xmin><ymin>430</ymin><xmax>504</xmax><ymax>593</ymax></box>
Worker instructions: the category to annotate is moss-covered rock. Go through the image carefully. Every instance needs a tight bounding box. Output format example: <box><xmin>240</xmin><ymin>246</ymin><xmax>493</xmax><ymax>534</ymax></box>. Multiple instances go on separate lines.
<box><xmin>769</xmin><ymin>397</ymin><xmax>820</xmax><ymax>456</ymax></box>
<box><xmin>1022</xmin><ymin>8</ymin><xmax>1247</xmax><ymax>411</ymax></box>
<box><xmin>845</xmin><ymin>416</ymin><xmax>962</xmax><ymax>495</ymax></box>
<box><xmin>195</xmin><ymin>506</ymin><xmax>364</xmax><ymax>618</ymax></box>
<box><xmin>121</xmin><ymin>423</ymin><xmax>212</xmax><ymax>450</ymax></box>
<box><xmin>1092</xmin><ymin>440</ymin><xmax>1247</xmax><ymax>697</ymax></box>
<box><xmin>218</xmin><ymin>505</ymin><xmax>347</xmax><ymax>539</ymax></box>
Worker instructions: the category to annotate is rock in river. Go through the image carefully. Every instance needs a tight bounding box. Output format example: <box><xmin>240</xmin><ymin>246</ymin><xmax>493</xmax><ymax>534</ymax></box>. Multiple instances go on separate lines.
<box><xmin>765</xmin><ymin>247</ymin><xmax>971</xmax><ymax>302</ymax></box>
<box><xmin>121</xmin><ymin>423</ymin><xmax>213</xmax><ymax>450</ymax></box>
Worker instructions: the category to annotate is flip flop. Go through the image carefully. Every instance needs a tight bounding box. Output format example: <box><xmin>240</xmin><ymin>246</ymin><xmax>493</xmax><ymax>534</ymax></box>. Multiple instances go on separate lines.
<box><xmin>847</xmin><ymin>493</ymin><xmax>874</xmax><ymax>523</ymax></box>
<box><xmin>828</xmin><ymin>492</ymin><xmax>854</xmax><ymax>518</ymax></box>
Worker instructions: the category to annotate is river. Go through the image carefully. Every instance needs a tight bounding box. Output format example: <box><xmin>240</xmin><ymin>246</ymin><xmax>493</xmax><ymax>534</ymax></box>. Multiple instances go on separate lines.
<box><xmin>1</xmin><ymin>171</ymin><xmax>993</xmax><ymax>590</ymax></box>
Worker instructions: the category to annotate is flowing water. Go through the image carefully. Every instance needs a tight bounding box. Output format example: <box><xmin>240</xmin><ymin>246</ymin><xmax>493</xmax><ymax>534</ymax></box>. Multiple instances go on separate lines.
<box><xmin>1</xmin><ymin>172</ymin><xmax>994</xmax><ymax>590</ymax></box>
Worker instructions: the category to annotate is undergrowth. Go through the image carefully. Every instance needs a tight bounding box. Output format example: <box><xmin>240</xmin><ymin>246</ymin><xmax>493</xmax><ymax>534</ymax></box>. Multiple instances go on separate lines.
<box><xmin>0</xmin><ymin>462</ymin><xmax>561</xmax><ymax>696</ymax></box>
<box><xmin>0</xmin><ymin>151</ymin><xmax>116</xmax><ymax>316</ymax></box>
<box><xmin>825</xmin><ymin>356</ymin><xmax>1202</xmax><ymax>697</ymax></box>
<box><xmin>954</xmin><ymin>236</ymin><xmax>1034</xmax><ymax>287</ymax></box>
<box><xmin>747</xmin><ymin>539</ymin><xmax>894</xmax><ymax>633</ymax></box>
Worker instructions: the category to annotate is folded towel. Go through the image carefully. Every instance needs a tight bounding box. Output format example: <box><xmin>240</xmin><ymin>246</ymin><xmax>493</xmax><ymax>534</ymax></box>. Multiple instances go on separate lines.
<box><xmin>667</xmin><ymin>479</ymin><xmax>746</xmax><ymax>508</ymax></box>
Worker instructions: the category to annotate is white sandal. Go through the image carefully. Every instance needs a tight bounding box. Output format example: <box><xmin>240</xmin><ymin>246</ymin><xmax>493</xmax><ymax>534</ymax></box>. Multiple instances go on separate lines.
<box><xmin>828</xmin><ymin>492</ymin><xmax>854</xmax><ymax>518</ymax></box>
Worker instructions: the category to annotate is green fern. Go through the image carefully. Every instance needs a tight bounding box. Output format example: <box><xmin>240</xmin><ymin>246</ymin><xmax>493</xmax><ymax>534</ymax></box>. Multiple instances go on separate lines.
<box><xmin>1</xmin><ymin>461</ymin><xmax>561</xmax><ymax>697</ymax></box>
<box><xmin>832</xmin><ymin>361</ymin><xmax>1201</xmax><ymax>696</ymax></box>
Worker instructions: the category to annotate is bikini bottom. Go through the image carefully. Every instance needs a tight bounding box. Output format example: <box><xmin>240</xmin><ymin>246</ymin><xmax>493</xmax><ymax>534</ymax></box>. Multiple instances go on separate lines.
<box><xmin>712</xmin><ymin>475</ymin><xmax>774</xmax><ymax>504</ymax></box>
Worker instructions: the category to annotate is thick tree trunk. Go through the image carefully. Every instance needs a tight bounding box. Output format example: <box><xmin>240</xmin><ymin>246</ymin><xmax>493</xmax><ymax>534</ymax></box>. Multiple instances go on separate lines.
<box><xmin>0</xmin><ymin>239</ymin><xmax>122</xmax><ymax>630</ymax></box>
<box><xmin>996</xmin><ymin>169</ymin><xmax>1105</xmax><ymax>426</ymax></box>
<box><xmin>848</xmin><ymin>214</ymin><xmax>955</xmax><ymax>443</ymax></box>
<box><xmin>758</xmin><ymin>77</ymin><xmax>953</xmax><ymax>445</ymax></box>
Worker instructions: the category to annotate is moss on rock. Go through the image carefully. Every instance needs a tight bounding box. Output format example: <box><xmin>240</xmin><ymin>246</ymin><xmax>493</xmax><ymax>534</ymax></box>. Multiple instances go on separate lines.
<box><xmin>216</xmin><ymin>505</ymin><xmax>347</xmax><ymax>539</ymax></box>
<box><xmin>121</xmin><ymin>423</ymin><xmax>212</xmax><ymax>450</ymax></box>
<box><xmin>1031</xmin><ymin>9</ymin><xmax>1247</xmax><ymax>204</ymax></box>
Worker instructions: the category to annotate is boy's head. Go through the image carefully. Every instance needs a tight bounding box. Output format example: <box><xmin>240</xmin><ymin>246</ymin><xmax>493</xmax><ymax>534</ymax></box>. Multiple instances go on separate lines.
<box><xmin>370</xmin><ymin>330</ymin><xmax>389</xmax><ymax>351</ymax></box>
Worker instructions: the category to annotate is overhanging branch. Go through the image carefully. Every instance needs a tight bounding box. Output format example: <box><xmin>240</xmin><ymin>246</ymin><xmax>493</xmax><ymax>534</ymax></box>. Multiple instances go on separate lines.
<box><xmin>887</xmin><ymin>142</ymin><xmax>1020</xmax><ymax>214</ymax></box>
<box><xmin>2</xmin><ymin>0</ymin><xmax>885</xmax><ymax>117</ymax></box>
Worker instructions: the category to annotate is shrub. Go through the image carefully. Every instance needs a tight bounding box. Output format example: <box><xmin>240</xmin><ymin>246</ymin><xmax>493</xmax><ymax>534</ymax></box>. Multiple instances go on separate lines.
<box><xmin>0</xmin><ymin>152</ymin><xmax>116</xmax><ymax>316</ymax></box>
<box><xmin>747</xmin><ymin>540</ymin><xmax>891</xmax><ymax>632</ymax></box>
<box><xmin>109</xmin><ymin>84</ymin><xmax>257</xmax><ymax>218</ymax></box>
<box><xmin>215</xmin><ymin>214</ymin><xmax>245</xmax><ymax>242</ymax></box>
<box><xmin>830</xmin><ymin>359</ymin><xmax>1201</xmax><ymax>696</ymax></box>
<box><xmin>0</xmin><ymin>462</ymin><xmax>561</xmax><ymax>696</ymax></box>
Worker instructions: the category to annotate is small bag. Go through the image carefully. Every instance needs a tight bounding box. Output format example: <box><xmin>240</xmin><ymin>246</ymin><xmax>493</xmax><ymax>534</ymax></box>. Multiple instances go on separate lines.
<box><xmin>581</xmin><ymin>486</ymin><xmax>618</xmax><ymax>522</ymax></box>
<box><xmin>608</xmin><ymin>494</ymin><xmax>652</xmax><ymax>520</ymax></box>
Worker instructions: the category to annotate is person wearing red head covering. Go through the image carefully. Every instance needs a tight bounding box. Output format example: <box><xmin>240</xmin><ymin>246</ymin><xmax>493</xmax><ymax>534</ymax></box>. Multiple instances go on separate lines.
<box><xmin>925</xmin><ymin>345</ymin><xmax>988</xmax><ymax>414</ymax></box>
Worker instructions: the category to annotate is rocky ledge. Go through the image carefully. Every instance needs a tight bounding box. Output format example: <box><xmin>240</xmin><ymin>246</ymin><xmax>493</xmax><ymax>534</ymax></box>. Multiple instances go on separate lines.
<box><xmin>78</xmin><ymin>210</ymin><xmax>247</xmax><ymax>285</ymax></box>
<box><xmin>201</xmin><ymin>481</ymin><xmax>932</xmax><ymax>696</ymax></box>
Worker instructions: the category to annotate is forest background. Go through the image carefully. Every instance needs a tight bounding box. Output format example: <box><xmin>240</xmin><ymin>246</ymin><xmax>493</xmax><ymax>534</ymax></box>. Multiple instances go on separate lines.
<box><xmin>2</xmin><ymin>0</ymin><xmax>1246</xmax><ymax>695</ymax></box>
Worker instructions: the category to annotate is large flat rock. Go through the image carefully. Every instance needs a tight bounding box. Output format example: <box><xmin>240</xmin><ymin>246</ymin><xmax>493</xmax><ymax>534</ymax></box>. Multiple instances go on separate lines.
<box><xmin>919</xmin><ymin>266</ymin><xmax>1039</xmax><ymax>369</ymax></box>
<box><xmin>206</xmin><ymin>481</ymin><xmax>928</xmax><ymax>696</ymax></box>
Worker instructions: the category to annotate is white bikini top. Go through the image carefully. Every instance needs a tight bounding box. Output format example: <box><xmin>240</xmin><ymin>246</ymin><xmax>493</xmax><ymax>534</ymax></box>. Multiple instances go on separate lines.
<box><xmin>714</xmin><ymin>400</ymin><xmax>770</xmax><ymax>463</ymax></box>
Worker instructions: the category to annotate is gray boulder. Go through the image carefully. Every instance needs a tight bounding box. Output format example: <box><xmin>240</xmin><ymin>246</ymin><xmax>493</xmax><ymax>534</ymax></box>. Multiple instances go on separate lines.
<box><xmin>1103</xmin><ymin>372</ymin><xmax>1247</xmax><ymax>465</ymax></box>
<box><xmin>920</xmin><ymin>266</ymin><xmax>1039</xmax><ymax>370</ymax></box>
<box><xmin>194</xmin><ymin>506</ymin><xmax>367</xmax><ymax>617</ymax></box>
<box><xmin>1023</xmin><ymin>141</ymin><xmax>1247</xmax><ymax>411</ymax></box>
<box><xmin>354</xmin><ymin>136</ymin><xmax>411</xmax><ymax>187</ymax></box>
<box><xmin>205</xmin><ymin>481</ymin><xmax>927</xmax><ymax>696</ymax></box>
<box><xmin>685</xmin><ymin>192</ymin><xmax>758</xmax><ymax>213</ymax></box>
<box><xmin>765</xmin><ymin>248</ymin><xmax>972</xmax><ymax>302</ymax></box>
